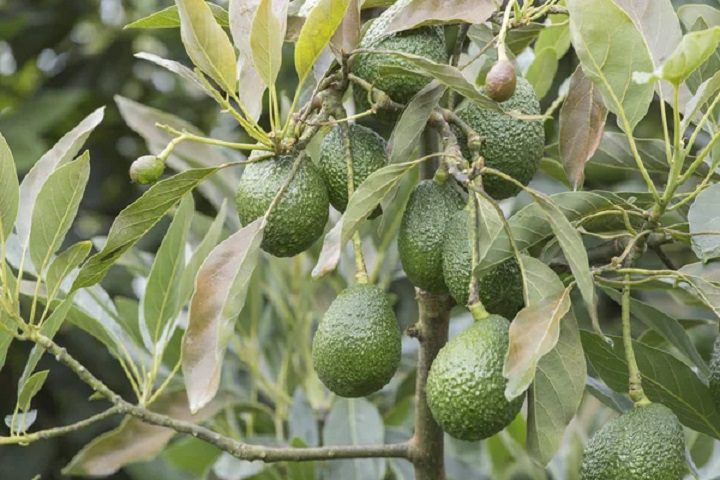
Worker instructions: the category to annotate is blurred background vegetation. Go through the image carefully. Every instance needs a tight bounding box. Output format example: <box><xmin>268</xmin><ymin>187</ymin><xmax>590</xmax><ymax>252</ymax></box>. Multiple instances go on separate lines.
<box><xmin>0</xmin><ymin>0</ymin><xmax>718</xmax><ymax>479</ymax></box>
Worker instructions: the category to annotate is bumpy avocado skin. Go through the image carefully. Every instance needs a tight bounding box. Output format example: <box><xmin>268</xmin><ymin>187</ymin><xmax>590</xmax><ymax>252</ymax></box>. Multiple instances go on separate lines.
<box><xmin>351</xmin><ymin>9</ymin><xmax>447</xmax><ymax>108</ymax></box>
<box><xmin>581</xmin><ymin>403</ymin><xmax>686</xmax><ymax>480</ymax></box>
<box><xmin>312</xmin><ymin>284</ymin><xmax>401</xmax><ymax>398</ymax></box>
<box><xmin>442</xmin><ymin>210</ymin><xmax>524</xmax><ymax>318</ymax></box>
<box><xmin>398</xmin><ymin>179</ymin><xmax>464</xmax><ymax>293</ymax></box>
<box><xmin>235</xmin><ymin>155</ymin><xmax>329</xmax><ymax>257</ymax></box>
<box><xmin>318</xmin><ymin>124</ymin><xmax>387</xmax><ymax>214</ymax></box>
<box><xmin>454</xmin><ymin>77</ymin><xmax>544</xmax><ymax>199</ymax></box>
<box><xmin>709</xmin><ymin>337</ymin><xmax>720</xmax><ymax>407</ymax></box>
<box><xmin>426</xmin><ymin>316</ymin><xmax>524</xmax><ymax>441</ymax></box>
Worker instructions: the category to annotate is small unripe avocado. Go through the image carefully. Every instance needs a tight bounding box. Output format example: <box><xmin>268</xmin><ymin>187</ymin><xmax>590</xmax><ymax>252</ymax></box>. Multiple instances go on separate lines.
<box><xmin>709</xmin><ymin>336</ymin><xmax>720</xmax><ymax>407</ymax></box>
<box><xmin>485</xmin><ymin>60</ymin><xmax>517</xmax><ymax>102</ymax></box>
<box><xmin>398</xmin><ymin>179</ymin><xmax>464</xmax><ymax>293</ymax></box>
<box><xmin>235</xmin><ymin>155</ymin><xmax>329</xmax><ymax>257</ymax></box>
<box><xmin>129</xmin><ymin>155</ymin><xmax>165</xmax><ymax>184</ymax></box>
<box><xmin>426</xmin><ymin>315</ymin><xmax>524</xmax><ymax>441</ymax></box>
<box><xmin>318</xmin><ymin>124</ymin><xmax>387</xmax><ymax>214</ymax></box>
<box><xmin>352</xmin><ymin>3</ymin><xmax>447</xmax><ymax>111</ymax></box>
<box><xmin>581</xmin><ymin>403</ymin><xmax>687</xmax><ymax>479</ymax></box>
<box><xmin>442</xmin><ymin>210</ymin><xmax>524</xmax><ymax>319</ymax></box>
<box><xmin>454</xmin><ymin>77</ymin><xmax>544</xmax><ymax>199</ymax></box>
<box><xmin>312</xmin><ymin>284</ymin><xmax>401</xmax><ymax>397</ymax></box>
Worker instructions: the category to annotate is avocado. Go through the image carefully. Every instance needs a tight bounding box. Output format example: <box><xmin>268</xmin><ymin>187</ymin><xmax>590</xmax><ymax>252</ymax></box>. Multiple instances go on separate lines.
<box><xmin>351</xmin><ymin>3</ymin><xmax>447</xmax><ymax>111</ymax></box>
<box><xmin>235</xmin><ymin>154</ymin><xmax>329</xmax><ymax>257</ymax></box>
<box><xmin>318</xmin><ymin>124</ymin><xmax>387</xmax><ymax>214</ymax></box>
<box><xmin>581</xmin><ymin>403</ymin><xmax>686</xmax><ymax>480</ymax></box>
<box><xmin>709</xmin><ymin>336</ymin><xmax>720</xmax><ymax>407</ymax></box>
<box><xmin>442</xmin><ymin>209</ymin><xmax>524</xmax><ymax>318</ymax></box>
<box><xmin>454</xmin><ymin>77</ymin><xmax>544</xmax><ymax>199</ymax></box>
<box><xmin>312</xmin><ymin>283</ymin><xmax>401</xmax><ymax>397</ymax></box>
<box><xmin>398</xmin><ymin>179</ymin><xmax>464</xmax><ymax>293</ymax></box>
<box><xmin>426</xmin><ymin>315</ymin><xmax>524</xmax><ymax>441</ymax></box>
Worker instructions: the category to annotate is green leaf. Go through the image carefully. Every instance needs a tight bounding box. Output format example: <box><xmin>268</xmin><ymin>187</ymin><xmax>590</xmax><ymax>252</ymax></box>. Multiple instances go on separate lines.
<box><xmin>0</xmin><ymin>325</ymin><xmax>12</xmax><ymax>372</ymax></box>
<box><xmin>341</xmin><ymin>157</ymin><xmax>428</xmax><ymax>245</ymax></box>
<box><xmin>29</xmin><ymin>152</ymin><xmax>90</xmax><ymax>274</ymax></box>
<box><xmin>582</xmin><ymin>331</ymin><xmax>720</xmax><ymax>439</ymax></box>
<box><xmin>182</xmin><ymin>218</ymin><xmax>264</xmax><ymax>413</ymax></box>
<box><xmin>689</xmin><ymin>183</ymin><xmax>720</xmax><ymax>262</ymax></box>
<box><xmin>682</xmin><ymin>70</ymin><xmax>720</xmax><ymax>133</ymax></box>
<box><xmin>63</xmin><ymin>391</ymin><xmax>223</xmax><ymax>476</ymax></box>
<box><xmin>289</xmin><ymin>388</ymin><xmax>319</xmax><ymax>447</ymax></box>
<box><xmin>295</xmin><ymin>0</ymin><xmax>351</xmax><ymax>84</ymax></box>
<box><xmin>287</xmin><ymin>438</ymin><xmax>316</xmax><ymax>480</ymax></box>
<box><xmin>323</xmin><ymin>398</ymin><xmax>386</xmax><ymax>479</ymax></box>
<box><xmin>125</xmin><ymin>4</ymin><xmax>229</xmax><ymax>29</ymax></box>
<box><xmin>379</xmin><ymin>51</ymin><xmax>499</xmax><ymax>111</ymax></box>
<box><xmin>0</xmin><ymin>133</ymin><xmax>18</xmax><ymax>241</ymax></box>
<box><xmin>567</xmin><ymin>0</ymin><xmax>654</xmax><ymax>131</ymax></box>
<box><xmin>250</xmin><ymin>0</ymin><xmax>288</xmax><ymax>87</ymax></box>
<box><xmin>388</xmin><ymin>82</ymin><xmax>445</xmax><ymax>164</ymax></box>
<box><xmin>229</xmin><ymin>0</ymin><xmax>266</xmax><ymax>121</ymax></box>
<box><xmin>18</xmin><ymin>370</ymin><xmax>49</xmax><ymax>412</ymax></box>
<box><xmin>46</xmin><ymin>241</ymin><xmax>93</xmax><ymax>301</ymax></box>
<box><xmin>16</xmin><ymin>107</ymin><xmax>104</xmax><ymax>247</ymax></box>
<box><xmin>526</xmin><ymin>48</ymin><xmax>559</xmax><ymax>99</ymax></box>
<box><xmin>527</xmin><ymin>312</ymin><xmax>586</xmax><ymax>465</ymax></box>
<box><xmin>383</xmin><ymin>0</ymin><xmax>494</xmax><ymax>35</ymax></box>
<box><xmin>559</xmin><ymin>65</ymin><xmax>608</xmax><ymax>190</ymax></box>
<box><xmin>504</xmin><ymin>265</ymin><xmax>572</xmax><ymax>399</ymax></box>
<box><xmin>659</xmin><ymin>27</ymin><xmax>720</xmax><ymax>86</ymax></box>
<box><xmin>602</xmin><ymin>287</ymin><xmax>709</xmax><ymax>377</ymax></box>
<box><xmin>311</xmin><ymin>218</ymin><xmax>344</xmax><ymax>278</ymax></box>
<box><xmin>175</xmin><ymin>0</ymin><xmax>237</xmax><ymax>94</ymax></box>
<box><xmin>526</xmin><ymin>190</ymin><xmax>598</xmax><ymax>331</ymax></box>
<box><xmin>144</xmin><ymin>194</ymin><xmax>194</xmax><ymax>346</ymax></box>
<box><xmin>134</xmin><ymin>52</ymin><xmax>206</xmax><ymax>92</ymax></box>
<box><xmin>678</xmin><ymin>4</ymin><xmax>720</xmax><ymax>31</ymax></box>
<box><xmin>73</xmin><ymin>167</ymin><xmax>220</xmax><ymax>290</ymax></box>
<box><xmin>330</xmin><ymin>0</ymin><xmax>361</xmax><ymax>57</ymax></box>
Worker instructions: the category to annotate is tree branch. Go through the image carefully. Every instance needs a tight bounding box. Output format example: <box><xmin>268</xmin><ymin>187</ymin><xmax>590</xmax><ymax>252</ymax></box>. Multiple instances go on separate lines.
<box><xmin>0</xmin><ymin>406</ymin><xmax>122</xmax><ymax>445</ymax></box>
<box><xmin>25</xmin><ymin>332</ymin><xmax>412</xmax><ymax>463</ymax></box>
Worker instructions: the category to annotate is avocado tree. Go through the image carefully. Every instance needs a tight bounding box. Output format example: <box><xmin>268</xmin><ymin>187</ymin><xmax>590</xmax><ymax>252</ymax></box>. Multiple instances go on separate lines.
<box><xmin>1</xmin><ymin>0</ymin><xmax>720</xmax><ymax>478</ymax></box>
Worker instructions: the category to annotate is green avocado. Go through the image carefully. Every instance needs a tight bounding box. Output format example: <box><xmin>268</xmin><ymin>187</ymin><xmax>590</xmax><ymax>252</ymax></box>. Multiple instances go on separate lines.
<box><xmin>351</xmin><ymin>3</ymin><xmax>447</xmax><ymax>111</ymax></box>
<box><xmin>426</xmin><ymin>315</ymin><xmax>524</xmax><ymax>441</ymax></box>
<box><xmin>312</xmin><ymin>284</ymin><xmax>401</xmax><ymax>397</ymax></box>
<box><xmin>398</xmin><ymin>179</ymin><xmax>464</xmax><ymax>293</ymax></box>
<box><xmin>235</xmin><ymin>155</ymin><xmax>329</xmax><ymax>257</ymax></box>
<box><xmin>442</xmin><ymin>209</ymin><xmax>524</xmax><ymax>318</ymax></box>
<box><xmin>581</xmin><ymin>403</ymin><xmax>687</xmax><ymax>480</ymax></box>
<box><xmin>709</xmin><ymin>336</ymin><xmax>720</xmax><ymax>407</ymax></box>
<box><xmin>454</xmin><ymin>77</ymin><xmax>544</xmax><ymax>199</ymax></box>
<box><xmin>318</xmin><ymin>124</ymin><xmax>387</xmax><ymax>214</ymax></box>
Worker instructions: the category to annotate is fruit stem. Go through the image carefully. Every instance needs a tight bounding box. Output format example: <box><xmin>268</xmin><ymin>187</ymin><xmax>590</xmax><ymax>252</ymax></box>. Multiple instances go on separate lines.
<box><xmin>496</xmin><ymin>0</ymin><xmax>516</xmax><ymax>62</ymax></box>
<box><xmin>467</xmin><ymin>189</ymin><xmax>488</xmax><ymax>314</ymax></box>
<box><xmin>622</xmin><ymin>275</ymin><xmax>650</xmax><ymax>406</ymax></box>
<box><xmin>410</xmin><ymin>290</ymin><xmax>453</xmax><ymax>480</ymax></box>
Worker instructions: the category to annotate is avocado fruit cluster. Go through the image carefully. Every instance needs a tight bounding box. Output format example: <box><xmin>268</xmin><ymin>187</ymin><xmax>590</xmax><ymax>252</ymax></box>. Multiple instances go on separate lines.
<box><xmin>318</xmin><ymin>124</ymin><xmax>387</xmax><ymax>214</ymax></box>
<box><xmin>398</xmin><ymin>179</ymin><xmax>465</xmax><ymax>293</ymax></box>
<box><xmin>454</xmin><ymin>77</ymin><xmax>544</xmax><ymax>199</ymax></box>
<box><xmin>426</xmin><ymin>315</ymin><xmax>524</xmax><ymax>441</ymax></box>
<box><xmin>312</xmin><ymin>283</ymin><xmax>401</xmax><ymax>397</ymax></box>
<box><xmin>235</xmin><ymin>155</ymin><xmax>329</xmax><ymax>257</ymax></box>
<box><xmin>580</xmin><ymin>403</ymin><xmax>686</xmax><ymax>479</ymax></box>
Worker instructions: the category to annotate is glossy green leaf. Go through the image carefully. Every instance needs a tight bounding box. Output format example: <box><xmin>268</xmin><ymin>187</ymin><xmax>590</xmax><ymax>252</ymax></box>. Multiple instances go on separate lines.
<box><xmin>383</xmin><ymin>0</ymin><xmax>494</xmax><ymax>35</ymax></box>
<box><xmin>323</xmin><ymin>398</ymin><xmax>386</xmax><ymax>479</ymax></box>
<box><xmin>567</xmin><ymin>0</ymin><xmax>654</xmax><ymax>131</ymax></box>
<box><xmin>295</xmin><ymin>0</ymin><xmax>350</xmax><ymax>84</ymax></box>
<box><xmin>659</xmin><ymin>27</ymin><xmax>720</xmax><ymax>85</ymax></box>
<box><xmin>388</xmin><ymin>81</ymin><xmax>445</xmax><ymax>164</ymax></box>
<box><xmin>134</xmin><ymin>52</ymin><xmax>206</xmax><ymax>92</ymax></box>
<box><xmin>582</xmin><ymin>331</ymin><xmax>720</xmax><ymax>439</ymax></box>
<box><xmin>379</xmin><ymin>51</ymin><xmax>499</xmax><ymax>110</ymax></box>
<box><xmin>175</xmin><ymin>0</ymin><xmax>237</xmax><ymax>94</ymax></box>
<box><xmin>182</xmin><ymin>218</ymin><xmax>264</xmax><ymax>413</ymax></box>
<box><xmin>0</xmin><ymin>133</ymin><xmax>18</xmax><ymax>241</ymax></box>
<box><xmin>125</xmin><ymin>4</ymin><xmax>229</xmax><ymax>29</ymax></box>
<box><xmin>559</xmin><ymin>65</ymin><xmax>608</xmax><ymax>190</ymax></box>
<box><xmin>682</xmin><ymin>70</ymin><xmax>720</xmax><ymax>133</ymax></box>
<box><xmin>16</xmin><ymin>107</ymin><xmax>104</xmax><ymax>247</ymax></box>
<box><xmin>526</xmin><ymin>48</ymin><xmax>559</xmax><ymax>99</ymax></box>
<box><xmin>678</xmin><ymin>4</ymin><xmax>720</xmax><ymax>30</ymax></box>
<box><xmin>341</xmin><ymin>157</ymin><xmax>428</xmax><ymax>245</ymax></box>
<box><xmin>0</xmin><ymin>325</ymin><xmax>11</xmax><ymax>372</ymax></box>
<box><xmin>46</xmin><ymin>241</ymin><xmax>92</xmax><ymax>301</ymax></box>
<box><xmin>689</xmin><ymin>183</ymin><xmax>720</xmax><ymax>262</ymax></box>
<box><xmin>229</xmin><ymin>0</ymin><xmax>266</xmax><ymax>121</ymax></box>
<box><xmin>18</xmin><ymin>370</ymin><xmax>49</xmax><ymax>412</ymax></box>
<box><xmin>73</xmin><ymin>167</ymin><xmax>219</xmax><ymax>290</ymax></box>
<box><xmin>250</xmin><ymin>0</ymin><xmax>288</xmax><ymax>87</ymax></box>
<box><xmin>144</xmin><ymin>195</ymin><xmax>194</xmax><ymax>346</ymax></box>
<box><xmin>603</xmin><ymin>287</ymin><xmax>708</xmax><ymax>377</ymax></box>
<box><xmin>312</xmin><ymin>218</ymin><xmax>344</xmax><ymax>278</ymax></box>
<box><xmin>63</xmin><ymin>390</ymin><xmax>223</xmax><ymax>476</ymax></box>
<box><xmin>29</xmin><ymin>152</ymin><xmax>90</xmax><ymax>274</ymax></box>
